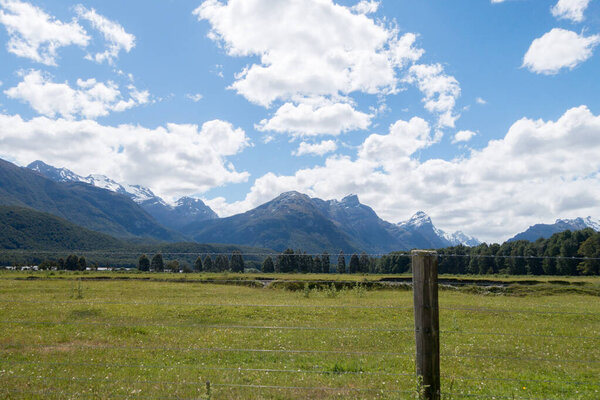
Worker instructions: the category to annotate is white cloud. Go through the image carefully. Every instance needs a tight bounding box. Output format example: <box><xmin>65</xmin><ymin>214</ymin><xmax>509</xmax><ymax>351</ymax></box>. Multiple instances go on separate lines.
<box><xmin>256</xmin><ymin>98</ymin><xmax>372</xmax><ymax>137</ymax></box>
<box><xmin>350</xmin><ymin>0</ymin><xmax>379</xmax><ymax>14</ymax></box>
<box><xmin>293</xmin><ymin>140</ymin><xmax>337</xmax><ymax>156</ymax></box>
<box><xmin>551</xmin><ymin>0</ymin><xmax>591</xmax><ymax>23</ymax></box>
<box><xmin>193</xmin><ymin>0</ymin><xmax>441</xmax><ymax>137</ymax></box>
<box><xmin>475</xmin><ymin>97</ymin><xmax>487</xmax><ymax>105</ymax></box>
<box><xmin>194</xmin><ymin>0</ymin><xmax>425</xmax><ymax>107</ymax></box>
<box><xmin>186</xmin><ymin>93</ymin><xmax>204</xmax><ymax>102</ymax></box>
<box><xmin>523</xmin><ymin>28</ymin><xmax>600</xmax><ymax>75</ymax></box>
<box><xmin>207</xmin><ymin>106</ymin><xmax>600</xmax><ymax>243</ymax></box>
<box><xmin>75</xmin><ymin>5</ymin><xmax>135</xmax><ymax>64</ymax></box>
<box><xmin>0</xmin><ymin>114</ymin><xmax>251</xmax><ymax>199</ymax></box>
<box><xmin>358</xmin><ymin>117</ymin><xmax>432</xmax><ymax>167</ymax></box>
<box><xmin>4</xmin><ymin>70</ymin><xmax>148</xmax><ymax>119</ymax></box>
<box><xmin>0</xmin><ymin>0</ymin><xmax>89</xmax><ymax>65</ymax></box>
<box><xmin>490</xmin><ymin>0</ymin><xmax>506</xmax><ymax>3</ymax></box>
<box><xmin>194</xmin><ymin>0</ymin><xmax>465</xmax><ymax>136</ymax></box>
<box><xmin>452</xmin><ymin>130</ymin><xmax>477</xmax><ymax>143</ymax></box>
<box><xmin>405</xmin><ymin>63</ymin><xmax>461</xmax><ymax>128</ymax></box>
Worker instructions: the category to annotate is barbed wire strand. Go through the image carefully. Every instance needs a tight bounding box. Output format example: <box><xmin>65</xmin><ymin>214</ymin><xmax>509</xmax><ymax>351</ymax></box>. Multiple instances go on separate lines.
<box><xmin>0</xmin><ymin>299</ymin><xmax>414</xmax><ymax>310</ymax></box>
<box><xmin>1</xmin><ymin>374</ymin><xmax>413</xmax><ymax>394</ymax></box>
<box><xmin>0</xmin><ymin>343</ymin><xmax>413</xmax><ymax>357</ymax></box>
<box><xmin>0</xmin><ymin>320</ymin><xmax>414</xmax><ymax>333</ymax></box>
<box><xmin>2</xmin><ymin>343</ymin><xmax>599</xmax><ymax>364</ymax></box>
<box><xmin>1</xmin><ymin>298</ymin><xmax>597</xmax><ymax>316</ymax></box>
<box><xmin>1</xmin><ymin>320</ymin><xmax>597</xmax><ymax>340</ymax></box>
<box><xmin>2</xmin><ymin>363</ymin><xmax>598</xmax><ymax>387</ymax></box>
<box><xmin>0</xmin><ymin>387</ymin><xmax>187</xmax><ymax>400</ymax></box>
<box><xmin>443</xmin><ymin>374</ymin><xmax>600</xmax><ymax>386</ymax></box>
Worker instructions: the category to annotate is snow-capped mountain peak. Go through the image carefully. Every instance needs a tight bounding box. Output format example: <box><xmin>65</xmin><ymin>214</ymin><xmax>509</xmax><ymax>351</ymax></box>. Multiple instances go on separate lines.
<box><xmin>555</xmin><ymin>216</ymin><xmax>600</xmax><ymax>231</ymax></box>
<box><xmin>125</xmin><ymin>184</ymin><xmax>159</xmax><ymax>204</ymax></box>
<box><xmin>27</xmin><ymin>160</ymin><xmax>159</xmax><ymax>204</ymax></box>
<box><xmin>440</xmin><ymin>230</ymin><xmax>481</xmax><ymax>247</ymax></box>
<box><xmin>398</xmin><ymin>211</ymin><xmax>432</xmax><ymax>228</ymax></box>
<box><xmin>28</xmin><ymin>160</ymin><xmax>84</xmax><ymax>183</ymax></box>
<box><xmin>397</xmin><ymin>211</ymin><xmax>480</xmax><ymax>247</ymax></box>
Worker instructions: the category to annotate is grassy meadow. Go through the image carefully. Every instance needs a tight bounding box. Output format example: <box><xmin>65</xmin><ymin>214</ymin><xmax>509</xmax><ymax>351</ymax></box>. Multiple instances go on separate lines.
<box><xmin>0</xmin><ymin>271</ymin><xmax>599</xmax><ymax>399</ymax></box>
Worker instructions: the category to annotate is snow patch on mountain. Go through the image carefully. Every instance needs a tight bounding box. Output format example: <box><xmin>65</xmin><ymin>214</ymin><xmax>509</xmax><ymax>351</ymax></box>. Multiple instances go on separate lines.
<box><xmin>398</xmin><ymin>211</ymin><xmax>480</xmax><ymax>247</ymax></box>
<box><xmin>556</xmin><ymin>217</ymin><xmax>600</xmax><ymax>231</ymax></box>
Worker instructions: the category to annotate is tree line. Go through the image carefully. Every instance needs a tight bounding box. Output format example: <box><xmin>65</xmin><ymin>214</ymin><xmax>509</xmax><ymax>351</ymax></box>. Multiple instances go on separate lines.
<box><xmin>136</xmin><ymin>251</ymin><xmax>247</xmax><ymax>273</ymax></box>
<box><xmin>436</xmin><ymin>228</ymin><xmax>600</xmax><ymax>276</ymax></box>
<box><xmin>9</xmin><ymin>229</ymin><xmax>600</xmax><ymax>276</ymax></box>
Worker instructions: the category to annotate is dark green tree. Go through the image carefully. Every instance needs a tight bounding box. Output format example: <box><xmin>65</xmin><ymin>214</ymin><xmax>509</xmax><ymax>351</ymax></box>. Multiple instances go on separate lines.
<box><xmin>58</xmin><ymin>258</ymin><xmax>65</xmax><ymax>270</ymax></box>
<box><xmin>359</xmin><ymin>252</ymin><xmax>369</xmax><ymax>273</ymax></box>
<box><xmin>312</xmin><ymin>255</ymin><xmax>322</xmax><ymax>273</ymax></box>
<box><xmin>138</xmin><ymin>254</ymin><xmax>150</xmax><ymax>271</ymax></box>
<box><xmin>77</xmin><ymin>256</ymin><xmax>86</xmax><ymax>271</ymax></box>
<box><xmin>321</xmin><ymin>252</ymin><xmax>330</xmax><ymax>273</ymax></box>
<box><xmin>578</xmin><ymin>234</ymin><xmax>600</xmax><ymax>275</ymax></box>
<box><xmin>276</xmin><ymin>249</ymin><xmax>295</xmax><ymax>273</ymax></box>
<box><xmin>262</xmin><ymin>256</ymin><xmax>274</xmax><ymax>273</ymax></box>
<box><xmin>166</xmin><ymin>260</ymin><xmax>180</xmax><ymax>272</ymax></box>
<box><xmin>230</xmin><ymin>251</ymin><xmax>245</xmax><ymax>273</ymax></box>
<box><xmin>298</xmin><ymin>251</ymin><xmax>312</xmax><ymax>273</ymax></box>
<box><xmin>151</xmin><ymin>253</ymin><xmax>164</xmax><ymax>272</ymax></box>
<box><xmin>203</xmin><ymin>256</ymin><xmax>214</xmax><ymax>272</ymax></box>
<box><xmin>215</xmin><ymin>255</ymin><xmax>229</xmax><ymax>271</ymax></box>
<box><xmin>337</xmin><ymin>251</ymin><xmax>346</xmax><ymax>274</ymax></box>
<box><xmin>65</xmin><ymin>254</ymin><xmax>79</xmax><ymax>271</ymax></box>
<box><xmin>349</xmin><ymin>253</ymin><xmax>360</xmax><ymax>273</ymax></box>
<box><xmin>194</xmin><ymin>256</ymin><xmax>203</xmax><ymax>272</ymax></box>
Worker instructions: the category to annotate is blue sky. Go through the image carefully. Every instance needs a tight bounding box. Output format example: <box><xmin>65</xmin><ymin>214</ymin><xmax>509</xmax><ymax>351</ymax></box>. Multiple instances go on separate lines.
<box><xmin>0</xmin><ymin>0</ymin><xmax>599</xmax><ymax>242</ymax></box>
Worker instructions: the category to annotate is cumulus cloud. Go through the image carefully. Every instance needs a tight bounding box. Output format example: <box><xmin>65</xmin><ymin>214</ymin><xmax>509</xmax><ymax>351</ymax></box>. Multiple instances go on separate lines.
<box><xmin>523</xmin><ymin>28</ymin><xmax>600</xmax><ymax>74</ymax></box>
<box><xmin>476</xmin><ymin>97</ymin><xmax>487</xmax><ymax>105</ymax></box>
<box><xmin>195</xmin><ymin>0</ymin><xmax>424</xmax><ymax>106</ymax></box>
<box><xmin>206</xmin><ymin>106</ymin><xmax>600</xmax><ymax>243</ymax></box>
<box><xmin>256</xmin><ymin>98</ymin><xmax>372</xmax><ymax>137</ymax></box>
<box><xmin>452</xmin><ymin>130</ymin><xmax>477</xmax><ymax>143</ymax></box>
<box><xmin>551</xmin><ymin>0</ymin><xmax>591</xmax><ymax>22</ymax></box>
<box><xmin>0</xmin><ymin>0</ymin><xmax>89</xmax><ymax>65</ymax></box>
<box><xmin>405</xmin><ymin>64</ymin><xmax>461</xmax><ymax>128</ymax></box>
<box><xmin>4</xmin><ymin>70</ymin><xmax>149</xmax><ymax>119</ymax></box>
<box><xmin>193</xmin><ymin>0</ymin><xmax>450</xmax><ymax>136</ymax></box>
<box><xmin>350</xmin><ymin>0</ymin><xmax>380</xmax><ymax>14</ymax></box>
<box><xmin>75</xmin><ymin>5</ymin><xmax>135</xmax><ymax>64</ymax></box>
<box><xmin>0</xmin><ymin>114</ymin><xmax>251</xmax><ymax>199</ymax></box>
<box><xmin>293</xmin><ymin>140</ymin><xmax>337</xmax><ymax>157</ymax></box>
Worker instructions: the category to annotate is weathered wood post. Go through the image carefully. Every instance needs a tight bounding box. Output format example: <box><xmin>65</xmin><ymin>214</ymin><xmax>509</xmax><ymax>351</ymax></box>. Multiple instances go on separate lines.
<box><xmin>411</xmin><ymin>250</ymin><xmax>440</xmax><ymax>400</ymax></box>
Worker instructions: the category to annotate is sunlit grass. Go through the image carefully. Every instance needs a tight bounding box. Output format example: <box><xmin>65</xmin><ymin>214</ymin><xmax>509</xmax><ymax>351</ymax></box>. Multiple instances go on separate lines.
<box><xmin>0</xmin><ymin>271</ymin><xmax>598</xmax><ymax>399</ymax></box>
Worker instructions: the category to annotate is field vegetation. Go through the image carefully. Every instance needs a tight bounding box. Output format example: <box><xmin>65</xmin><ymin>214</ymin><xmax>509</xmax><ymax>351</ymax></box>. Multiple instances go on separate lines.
<box><xmin>0</xmin><ymin>271</ymin><xmax>599</xmax><ymax>399</ymax></box>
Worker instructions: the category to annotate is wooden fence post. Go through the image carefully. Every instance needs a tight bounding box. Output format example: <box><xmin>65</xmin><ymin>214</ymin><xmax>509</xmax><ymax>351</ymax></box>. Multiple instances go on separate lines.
<box><xmin>411</xmin><ymin>250</ymin><xmax>440</xmax><ymax>400</ymax></box>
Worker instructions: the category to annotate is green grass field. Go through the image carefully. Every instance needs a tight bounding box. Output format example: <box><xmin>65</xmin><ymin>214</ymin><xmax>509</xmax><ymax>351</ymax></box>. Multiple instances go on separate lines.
<box><xmin>0</xmin><ymin>271</ymin><xmax>599</xmax><ymax>399</ymax></box>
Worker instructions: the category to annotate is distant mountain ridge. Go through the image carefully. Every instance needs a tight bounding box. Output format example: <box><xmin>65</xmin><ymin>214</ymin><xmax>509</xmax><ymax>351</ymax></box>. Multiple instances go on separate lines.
<box><xmin>509</xmin><ymin>217</ymin><xmax>600</xmax><ymax>242</ymax></box>
<box><xmin>0</xmin><ymin>206</ymin><xmax>125</xmax><ymax>250</ymax></box>
<box><xmin>26</xmin><ymin>161</ymin><xmax>478</xmax><ymax>251</ymax></box>
<box><xmin>182</xmin><ymin>191</ymin><xmax>480</xmax><ymax>253</ymax></box>
<box><xmin>27</xmin><ymin>160</ymin><xmax>218</xmax><ymax>231</ymax></box>
<box><xmin>18</xmin><ymin>159</ymin><xmax>484</xmax><ymax>252</ymax></box>
<box><xmin>0</xmin><ymin>159</ymin><xmax>180</xmax><ymax>241</ymax></box>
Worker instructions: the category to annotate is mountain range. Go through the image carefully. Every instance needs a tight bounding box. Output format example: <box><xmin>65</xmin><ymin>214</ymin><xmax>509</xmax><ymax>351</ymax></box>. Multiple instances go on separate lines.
<box><xmin>508</xmin><ymin>217</ymin><xmax>600</xmax><ymax>242</ymax></box>
<box><xmin>0</xmin><ymin>157</ymin><xmax>595</xmax><ymax>253</ymax></box>
<box><xmin>181</xmin><ymin>191</ymin><xmax>480</xmax><ymax>252</ymax></box>
<box><xmin>28</xmin><ymin>161</ymin><xmax>218</xmax><ymax>231</ymax></box>
<box><xmin>0</xmin><ymin>158</ymin><xmax>180</xmax><ymax>241</ymax></box>
<box><xmin>19</xmin><ymin>159</ymin><xmax>479</xmax><ymax>252</ymax></box>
